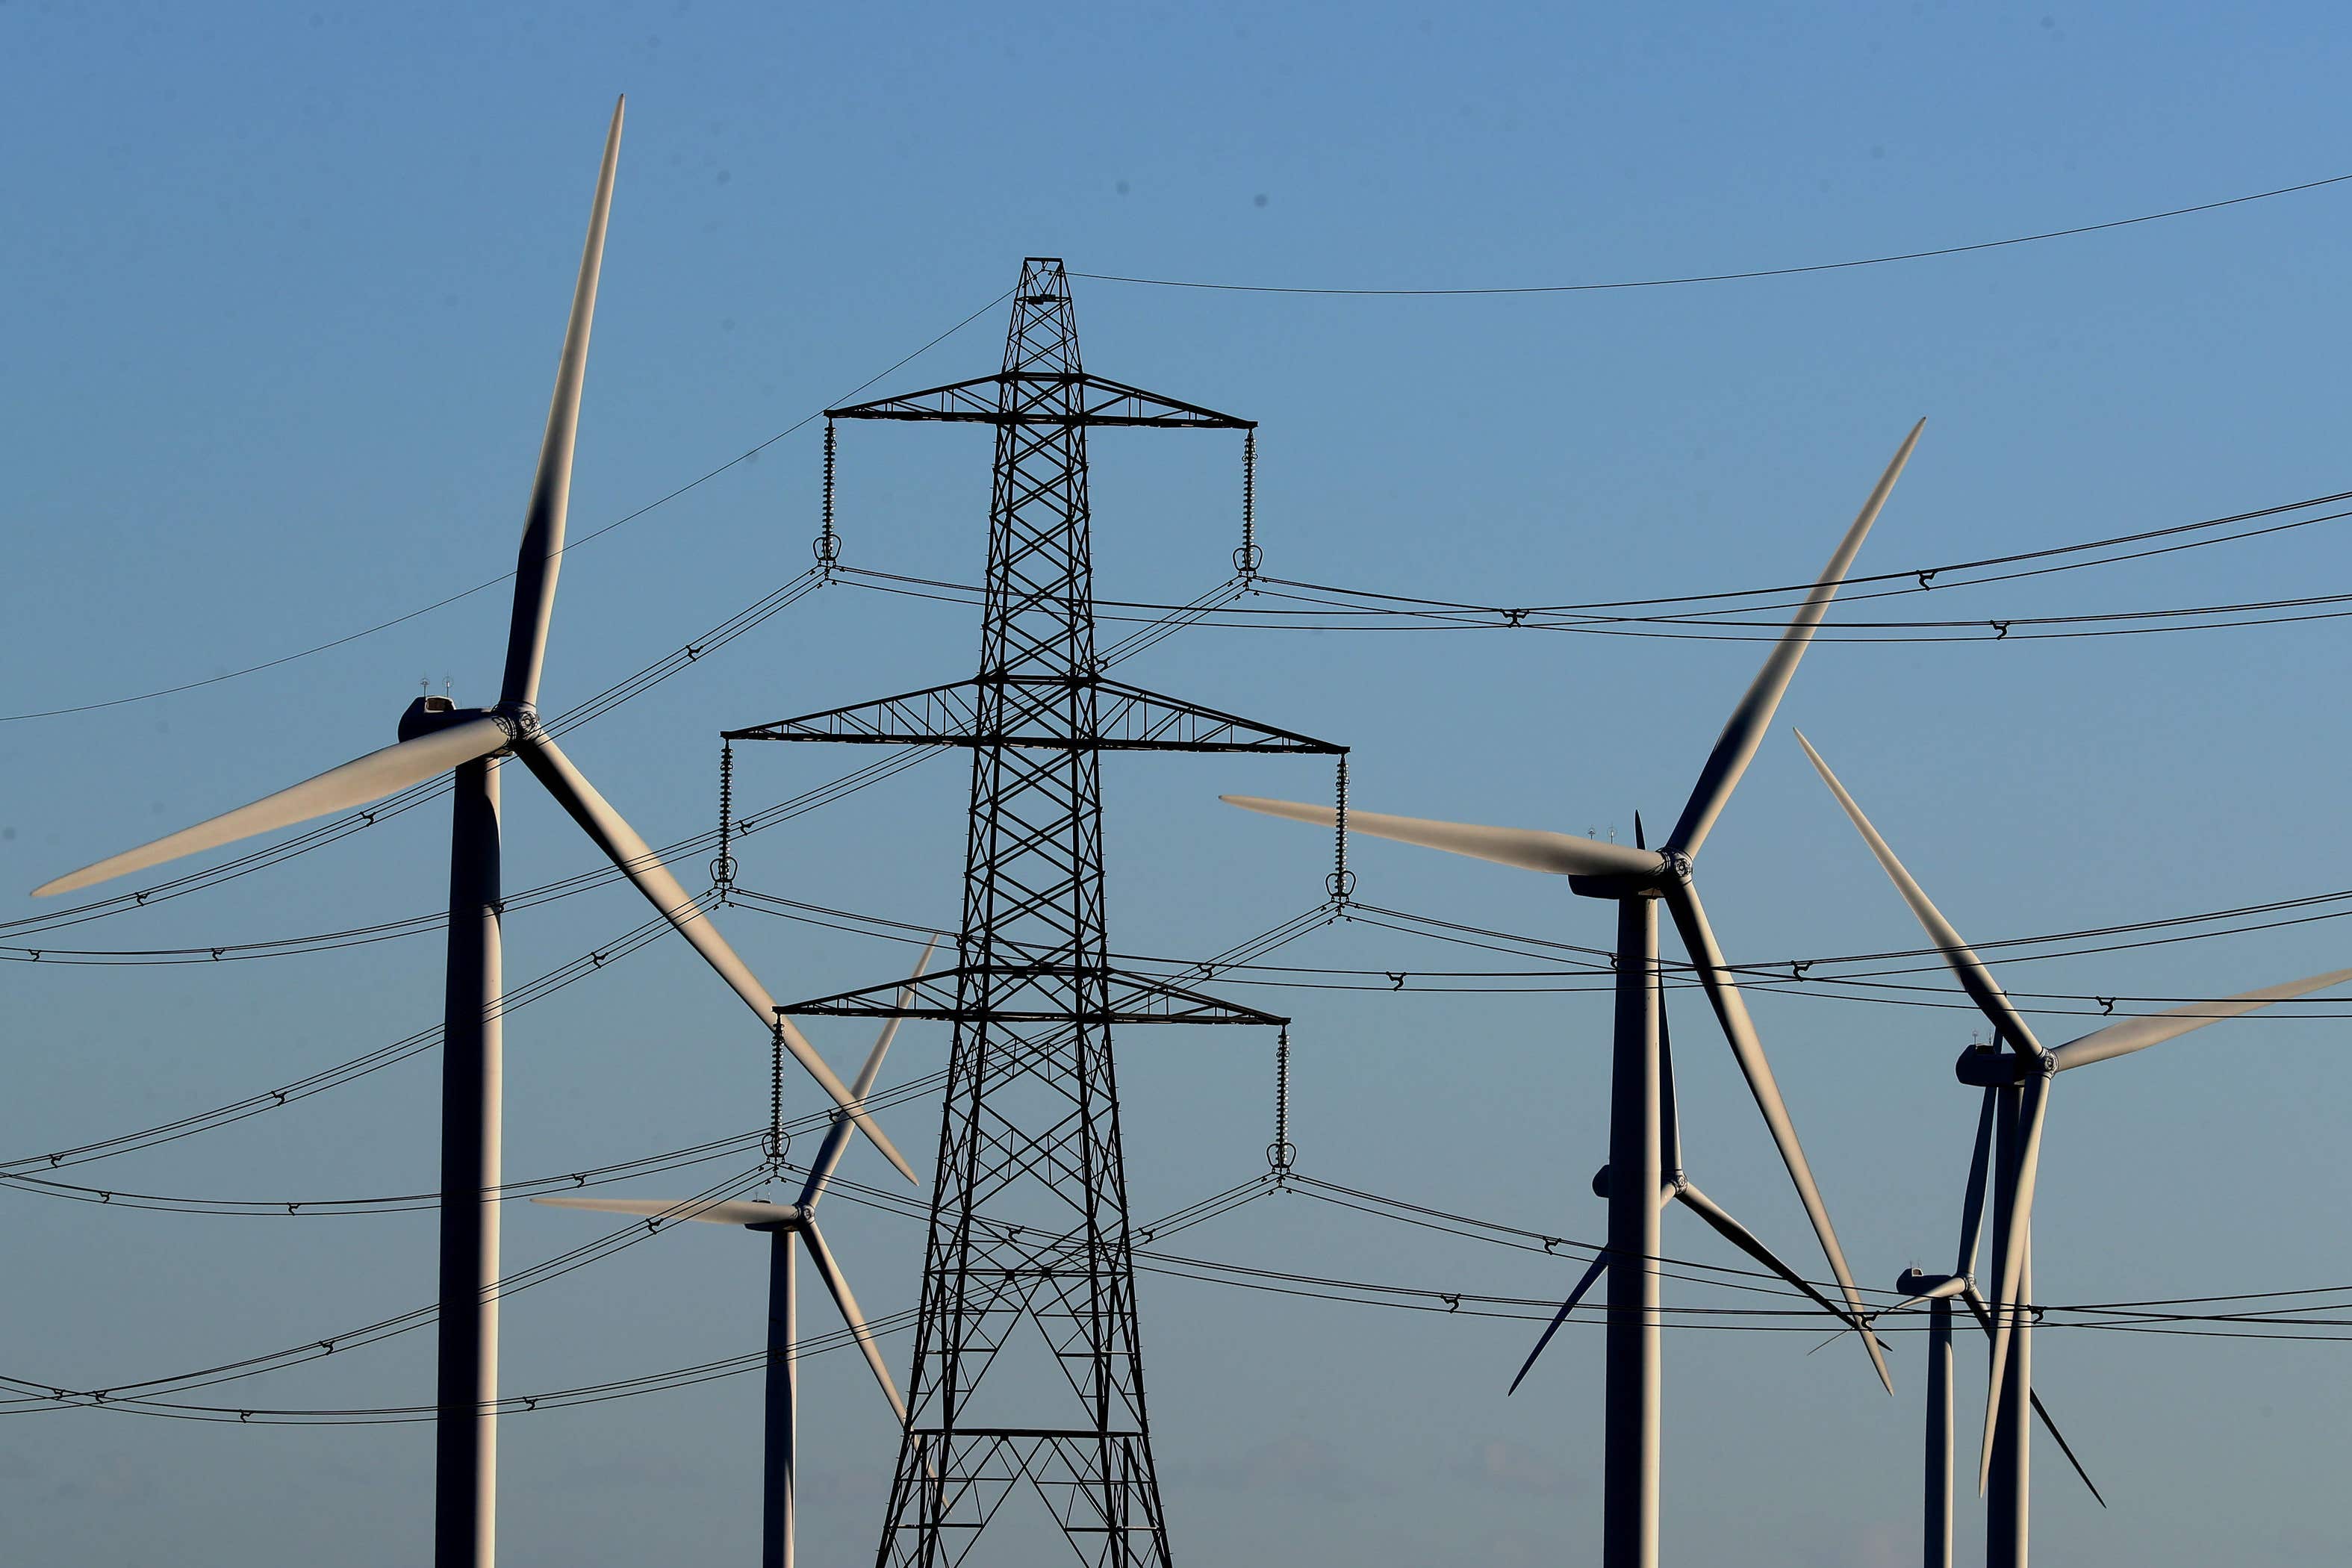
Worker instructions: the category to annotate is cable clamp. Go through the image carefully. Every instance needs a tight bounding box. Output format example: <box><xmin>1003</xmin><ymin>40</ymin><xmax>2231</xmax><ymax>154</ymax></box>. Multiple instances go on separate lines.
<box><xmin>1991</xmin><ymin>620</ymin><xmax>2012</xmax><ymax>639</ymax></box>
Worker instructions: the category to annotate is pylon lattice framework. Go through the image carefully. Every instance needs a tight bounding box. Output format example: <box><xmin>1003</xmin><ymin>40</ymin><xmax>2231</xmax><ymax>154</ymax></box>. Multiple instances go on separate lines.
<box><xmin>727</xmin><ymin>258</ymin><xmax>1344</xmax><ymax>1568</ymax></box>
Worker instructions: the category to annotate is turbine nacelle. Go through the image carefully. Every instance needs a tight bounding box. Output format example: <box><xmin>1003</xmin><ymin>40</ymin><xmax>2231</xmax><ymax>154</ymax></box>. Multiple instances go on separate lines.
<box><xmin>1953</xmin><ymin>1045</ymin><xmax>2053</xmax><ymax>1088</ymax></box>
<box><xmin>398</xmin><ymin>694</ymin><xmax>521</xmax><ymax>747</ymax></box>
<box><xmin>1895</xmin><ymin>1266</ymin><xmax>1968</xmax><ymax>1300</ymax></box>
<box><xmin>1565</xmin><ymin>852</ymin><xmax>1684</xmax><ymax>903</ymax></box>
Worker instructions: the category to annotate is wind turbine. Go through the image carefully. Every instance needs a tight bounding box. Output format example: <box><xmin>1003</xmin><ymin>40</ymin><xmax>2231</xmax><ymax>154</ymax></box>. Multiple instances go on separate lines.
<box><xmin>1505</xmin><ymin>835</ymin><xmax>1886</xmax><ymax>1396</ymax></box>
<box><xmin>1795</xmin><ymin>729</ymin><xmax>2351</xmax><ymax>1567</ymax></box>
<box><xmin>30</xmin><ymin>99</ymin><xmax>912</xmax><ymax>1568</ymax></box>
<box><xmin>1879</xmin><ymin>1080</ymin><xmax>2103</xmax><ymax>1568</ymax></box>
<box><xmin>536</xmin><ymin>939</ymin><xmax>935</xmax><ymax>1568</ymax></box>
<box><xmin>1224</xmin><ymin>422</ymin><xmax>1926</xmax><ymax>1568</ymax></box>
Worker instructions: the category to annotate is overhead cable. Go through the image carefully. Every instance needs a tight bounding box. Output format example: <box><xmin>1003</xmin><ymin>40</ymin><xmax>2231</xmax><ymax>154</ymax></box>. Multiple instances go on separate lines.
<box><xmin>1071</xmin><ymin>170</ymin><xmax>2352</xmax><ymax>296</ymax></box>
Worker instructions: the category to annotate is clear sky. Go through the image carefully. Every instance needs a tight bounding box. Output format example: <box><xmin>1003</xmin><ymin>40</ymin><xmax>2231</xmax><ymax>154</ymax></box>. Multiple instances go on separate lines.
<box><xmin>7</xmin><ymin>4</ymin><xmax>2352</xmax><ymax>1565</ymax></box>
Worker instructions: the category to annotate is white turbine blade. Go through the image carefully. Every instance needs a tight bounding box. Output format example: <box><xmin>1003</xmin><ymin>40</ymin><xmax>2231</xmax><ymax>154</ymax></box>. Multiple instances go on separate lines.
<box><xmin>1954</xmin><ymin>1086</ymin><xmax>1999</xmax><ymax>1278</ymax></box>
<box><xmin>2047</xmin><ymin>968</ymin><xmax>2352</xmax><ymax>1073</ymax></box>
<box><xmin>1506</xmin><ymin>1251</ymin><xmax>1608</xmax><ymax>1396</ymax></box>
<box><xmin>797</xmin><ymin>935</ymin><xmax>941</xmax><ymax>1211</ymax></box>
<box><xmin>530</xmin><ymin>1193</ymin><xmax>802</xmax><ymax>1228</ymax></box>
<box><xmin>515</xmin><ymin>732</ymin><xmax>916</xmax><ymax>1183</ymax></box>
<box><xmin>1220</xmin><ymin>794</ymin><xmax>1664</xmax><ymax>880</ymax></box>
<box><xmin>1958</xmin><ymin>1282</ymin><xmax>2104</xmax><ymax>1506</ymax></box>
<box><xmin>856</xmin><ymin>935</ymin><xmax>939</xmax><ymax>1097</ymax></box>
<box><xmin>33</xmin><ymin>716</ymin><xmax>509</xmax><ymax>897</ymax></box>
<box><xmin>801</xmin><ymin>1219</ymin><xmax>909</xmax><ymax>1424</ymax></box>
<box><xmin>1793</xmin><ymin>730</ymin><xmax>2048</xmax><ymax>1058</ymax></box>
<box><xmin>1675</xmin><ymin>1179</ymin><xmax>1892</xmax><ymax>1393</ymax></box>
<box><xmin>1979</xmin><ymin>1079</ymin><xmax>2049</xmax><ymax>1493</ymax></box>
<box><xmin>1658</xmin><ymin>988</ymin><xmax>1682</xmax><ymax>1179</ymax></box>
<box><xmin>1664</xmin><ymin>420</ymin><xmax>1923</xmax><ymax>860</ymax></box>
<box><xmin>1663</xmin><ymin>880</ymin><xmax>1889</xmax><ymax>1393</ymax></box>
<box><xmin>500</xmin><ymin>96</ymin><xmax>625</xmax><ymax>712</ymax></box>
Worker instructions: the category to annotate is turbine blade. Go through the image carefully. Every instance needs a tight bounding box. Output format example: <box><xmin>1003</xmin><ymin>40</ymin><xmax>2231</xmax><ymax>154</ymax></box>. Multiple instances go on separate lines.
<box><xmin>1659</xmin><ymin>988</ymin><xmax>1682</xmax><ymax>1180</ymax></box>
<box><xmin>1958</xmin><ymin>1284</ymin><xmax>2103</xmax><ymax>1505</ymax></box>
<box><xmin>856</xmin><ymin>935</ymin><xmax>939</xmax><ymax>1097</ymax></box>
<box><xmin>515</xmin><ymin>732</ymin><xmax>916</xmax><ymax>1182</ymax></box>
<box><xmin>2030</xmin><ymin>1387</ymin><xmax>2106</xmax><ymax>1508</ymax></box>
<box><xmin>1792</xmin><ymin>730</ymin><xmax>2047</xmax><ymax>1057</ymax></box>
<box><xmin>1506</xmin><ymin>1252</ymin><xmax>1609</xmax><ymax>1396</ymax></box>
<box><xmin>1663</xmin><ymin>878</ymin><xmax>1891</xmax><ymax>1393</ymax></box>
<box><xmin>1955</xmin><ymin>1086</ymin><xmax>1999</xmax><ymax>1278</ymax></box>
<box><xmin>1220</xmin><ymin>794</ymin><xmax>1664</xmax><ymax>879</ymax></box>
<box><xmin>1675</xmin><ymin>1179</ymin><xmax>1892</xmax><ymax>1393</ymax></box>
<box><xmin>33</xmin><ymin>716</ymin><xmax>509</xmax><ymax>897</ymax></box>
<box><xmin>500</xmin><ymin>96</ymin><xmax>626</xmax><ymax>712</ymax></box>
<box><xmin>801</xmin><ymin>1219</ymin><xmax>909</xmax><ymax>1424</ymax></box>
<box><xmin>1664</xmin><ymin>420</ymin><xmax>1923</xmax><ymax>859</ymax></box>
<box><xmin>1979</xmin><ymin>1078</ymin><xmax>2050</xmax><ymax>1492</ymax></box>
<box><xmin>529</xmin><ymin>1194</ymin><xmax>802</xmax><ymax>1228</ymax></box>
<box><xmin>797</xmin><ymin>936</ymin><xmax>941</xmax><ymax>1211</ymax></box>
<box><xmin>2047</xmin><ymin>968</ymin><xmax>2352</xmax><ymax>1073</ymax></box>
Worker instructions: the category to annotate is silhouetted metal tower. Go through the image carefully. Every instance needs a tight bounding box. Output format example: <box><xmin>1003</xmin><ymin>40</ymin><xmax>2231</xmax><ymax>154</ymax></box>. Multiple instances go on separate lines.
<box><xmin>726</xmin><ymin>258</ymin><xmax>1341</xmax><ymax>1568</ymax></box>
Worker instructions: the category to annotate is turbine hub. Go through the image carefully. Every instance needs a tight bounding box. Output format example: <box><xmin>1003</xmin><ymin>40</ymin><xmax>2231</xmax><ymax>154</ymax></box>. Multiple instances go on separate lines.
<box><xmin>493</xmin><ymin>700</ymin><xmax>541</xmax><ymax>735</ymax></box>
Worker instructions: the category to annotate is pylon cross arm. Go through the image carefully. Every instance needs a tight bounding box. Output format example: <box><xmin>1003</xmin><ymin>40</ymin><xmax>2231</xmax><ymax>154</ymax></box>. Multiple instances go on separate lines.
<box><xmin>828</xmin><ymin>370</ymin><xmax>1255</xmax><ymax>430</ymax></box>
<box><xmin>726</xmin><ymin>674</ymin><xmax>1344</xmax><ymax>755</ymax></box>
<box><xmin>775</xmin><ymin>962</ymin><xmax>1287</xmax><ymax>1027</ymax></box>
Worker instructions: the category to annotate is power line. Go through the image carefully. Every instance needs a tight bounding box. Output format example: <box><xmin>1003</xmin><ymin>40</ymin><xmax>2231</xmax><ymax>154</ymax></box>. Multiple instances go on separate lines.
<box><xmin>1071</xmin><ymin>170</ymin><xmax>2352</xmax><ymax>296</ymax></box>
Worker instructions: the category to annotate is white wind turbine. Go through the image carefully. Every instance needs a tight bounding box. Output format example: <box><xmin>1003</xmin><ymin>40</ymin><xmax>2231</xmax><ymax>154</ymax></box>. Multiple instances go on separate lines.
<box><xmin>1876</xmin><ymin>1080</ymin><xmax>2103</xmax><ymax>1568</ymax></box>
<box><xmin>1224</xmin><ymin>423</ymin><xmax>1926</xmax><ymax>1568</ymax></box>
<box><xmin>536</xmin><ymin>939</ymin><xmax>936</xmax><ymax>1568</ymax></box>
<box><xmin>1796</xmin><ymin>729</ymin><xmax>2351</xmax><ymax>1567</ymax></box>
<box><xmin>1505</xmin><ymin>830</ymin><xmax>1890</xmax><ymax>1395</ymax></box>
<box><xmin>30</xmin><ymin>99</ymin><xmax>912</xmax><ymax>1568</ymax></box>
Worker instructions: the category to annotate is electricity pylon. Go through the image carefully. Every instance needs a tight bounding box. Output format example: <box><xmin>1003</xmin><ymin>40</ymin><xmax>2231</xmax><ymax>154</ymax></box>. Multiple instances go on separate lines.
<box><xmin>727</xmin><ymin>258</ymin><xmax>1343</xmax><ymax>1568</ymax></box>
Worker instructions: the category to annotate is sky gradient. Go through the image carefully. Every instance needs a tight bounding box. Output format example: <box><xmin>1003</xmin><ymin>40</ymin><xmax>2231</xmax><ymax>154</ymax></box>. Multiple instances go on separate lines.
<box><xmin>7</xmin><ymin>5</ymin><xmax>2352</xmax><ymax>1566</ymax></box>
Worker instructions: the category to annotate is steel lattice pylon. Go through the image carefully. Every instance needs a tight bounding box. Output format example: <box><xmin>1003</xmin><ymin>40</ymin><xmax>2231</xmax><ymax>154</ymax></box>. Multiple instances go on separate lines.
<box><xmin>727</xmin><ymin>259</ymin><xmax>1341</xmax><ymax>1568</ymax></box>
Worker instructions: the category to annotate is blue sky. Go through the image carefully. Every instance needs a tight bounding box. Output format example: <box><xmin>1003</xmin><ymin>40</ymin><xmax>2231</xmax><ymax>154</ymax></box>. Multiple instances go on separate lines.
<box><xmin>7</xmin><ymin>4</ymin><xmax>2352</xmax><ymax>1565</ymax></box>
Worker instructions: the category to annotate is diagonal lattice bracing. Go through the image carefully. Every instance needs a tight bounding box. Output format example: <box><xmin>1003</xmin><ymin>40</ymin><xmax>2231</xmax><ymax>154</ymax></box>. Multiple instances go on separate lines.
<box><xmin>731</xmin><ymin>259</ymin><xmax>1340</xmax><ymax>1568</ymax></box>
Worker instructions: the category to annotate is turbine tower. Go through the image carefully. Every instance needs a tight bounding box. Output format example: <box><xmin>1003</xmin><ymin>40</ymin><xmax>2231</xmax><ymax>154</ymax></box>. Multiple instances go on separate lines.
<box><xmin>28</xmin><ymin>101</ymin><xmax>909</xmax><ymax>1568</ymax></box>
<box><xmin>723</xmin><ymin>259</ymin><xmax>1344</xmax><ymax>1568</ymax></box>
<box><xmin>1796</xmin><ymin>730</ymin><xmax>2349</xmax><ymax>1567</ymax></box>
<box><xmin>1224</xmin><ymin>423</ymin><xmax>1925</xmax><ymax>1568</ymax></box>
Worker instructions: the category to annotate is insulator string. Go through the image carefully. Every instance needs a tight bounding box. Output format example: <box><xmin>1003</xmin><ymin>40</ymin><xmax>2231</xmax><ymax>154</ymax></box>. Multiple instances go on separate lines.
<box><xmin>815</xmin><ymin>420</ymin><xmax>841</xmax><ymax>576</ymax></box>
<box><xmin>1327</xmin><ymin>754</ymin><xmax>1355</xmax><ymax>905</ymax></box>
<box><xmin>1233</xmin><ymin>429</ymin><xmax>1261</xmax><ymax>582</ymax></box>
